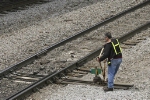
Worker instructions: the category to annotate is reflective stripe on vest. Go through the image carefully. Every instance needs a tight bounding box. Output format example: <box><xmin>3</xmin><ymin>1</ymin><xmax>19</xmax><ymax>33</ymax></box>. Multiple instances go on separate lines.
<box><xmin>111</xmin><ymin>39</ymin><xmax>122</xmax><ymax>55</ymax></box>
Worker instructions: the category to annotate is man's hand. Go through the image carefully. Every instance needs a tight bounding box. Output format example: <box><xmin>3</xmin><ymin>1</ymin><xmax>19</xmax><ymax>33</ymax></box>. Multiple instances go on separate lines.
<box><xmin>96</xmin><ymin>57</ymin><xmax>100</xmax><ymax>62</ymax></box>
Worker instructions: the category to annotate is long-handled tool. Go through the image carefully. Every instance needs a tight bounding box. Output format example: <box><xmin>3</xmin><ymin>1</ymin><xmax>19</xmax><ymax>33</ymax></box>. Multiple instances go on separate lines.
<box><xmin>98</xmin><ymin>48</ymin><xmax>107</xmax><ymax>82</ymax></box>
<box><xmin>91</xmin><ymin>48</ymin><xmax>106</xmax><ymax>84</ymax></box>
<box><xmin>98</xmin><ymin>48</ymin><xmax>104</xmax><ymax>74</ymax></box>
<box><xmin>102</xmin><ymin>60</ymin><xmax>107</xmax><ymax>82</ymax></box>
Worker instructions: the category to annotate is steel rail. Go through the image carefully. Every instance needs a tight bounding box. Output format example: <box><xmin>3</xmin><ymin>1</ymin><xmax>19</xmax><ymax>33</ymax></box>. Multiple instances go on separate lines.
<box><xmin>6</xmin><ymin>22</ymin><xmax>150</xmax><ymax>100</ymax></box>
<box><xmin>0</xmin><ymin>0</ymin><xmax>149</xmax><ymax>78</ymax></box>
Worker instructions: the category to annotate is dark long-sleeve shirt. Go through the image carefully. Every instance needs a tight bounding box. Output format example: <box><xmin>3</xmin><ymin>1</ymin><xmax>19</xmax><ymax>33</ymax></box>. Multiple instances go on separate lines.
<box><xmin>99</xmin><ymin>40</ymin><xmax>122</xmax><ymax>62</ymax></box>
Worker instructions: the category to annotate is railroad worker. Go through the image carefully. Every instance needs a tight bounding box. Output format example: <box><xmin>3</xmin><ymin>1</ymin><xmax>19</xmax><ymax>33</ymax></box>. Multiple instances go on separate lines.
<box><xmin>96</xmin><ymin>32</ymin><xmax>122</xmax><ymax>92</ymax></box>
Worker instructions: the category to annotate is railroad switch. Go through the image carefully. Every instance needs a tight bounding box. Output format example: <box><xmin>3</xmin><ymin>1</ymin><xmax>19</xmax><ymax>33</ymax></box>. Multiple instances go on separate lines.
<box><xmin>90</xmin><ymin>67</ymin><xmax>104</xmax><ymax>84</ymax></box>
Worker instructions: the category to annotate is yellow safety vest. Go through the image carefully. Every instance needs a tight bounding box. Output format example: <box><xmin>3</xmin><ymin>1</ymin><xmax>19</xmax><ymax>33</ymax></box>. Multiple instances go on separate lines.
<box><xmin>108</xmin><ymin>39</ymin><xmax>122</xmax><ymax>66</ymax></box>
<box><xmin>111</xmin><ymin>39</ymin><xmax>122</xmax><ymax>55</ymax></box>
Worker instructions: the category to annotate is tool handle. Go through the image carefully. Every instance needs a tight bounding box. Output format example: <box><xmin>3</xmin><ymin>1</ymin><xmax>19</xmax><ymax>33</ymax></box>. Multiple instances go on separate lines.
<box><xmin>98</xmin><ymin>48</ymin><xmax>104</xmax><ymax>58</ymax></box>
<box><xmin>98</xmin><ymin>48</ymin><xmax>104</xmax><ymax>70</ymax></box>
<box><xmin>103</xmin><ymin>62</ymin><xmax>106</xmax><ymax>81</ymax></box>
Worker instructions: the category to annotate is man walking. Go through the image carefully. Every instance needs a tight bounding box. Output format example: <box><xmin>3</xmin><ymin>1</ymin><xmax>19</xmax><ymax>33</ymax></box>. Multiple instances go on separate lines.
<box><xmin>97</xmin><ymin>32</ymin><xmax>122</xmax><ymax>92</ymax></box>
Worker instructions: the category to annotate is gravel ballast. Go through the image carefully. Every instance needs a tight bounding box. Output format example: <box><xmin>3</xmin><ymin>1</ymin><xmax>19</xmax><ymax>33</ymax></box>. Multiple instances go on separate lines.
<box><xmin>27</xmin><ymin>29</ymin><xmax>150</xmax><ymax>100</ymax></box>
<box><xmin>0</xmin><ymin>0</ymin><xmax>149</xmax><ymax>99</ymax></box>
<box><xmin>0</xmin><ymin>0</ymin><xmax>145</xmax><ymax>71</ymax></box>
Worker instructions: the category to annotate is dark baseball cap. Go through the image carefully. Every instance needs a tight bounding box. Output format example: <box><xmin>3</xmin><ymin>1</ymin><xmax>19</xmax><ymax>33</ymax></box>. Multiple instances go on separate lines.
<box><xmin>105</xmin><ymin>32</ymin><xmax>112</xmax><ymax>39</ymax></box>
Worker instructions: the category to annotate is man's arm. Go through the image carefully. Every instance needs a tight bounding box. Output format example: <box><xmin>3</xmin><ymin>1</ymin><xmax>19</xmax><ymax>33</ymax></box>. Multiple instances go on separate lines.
<box><xmin>99</xmin><ymin>44</ymin><xmax>111</xmax><ymax>61</ymax></box>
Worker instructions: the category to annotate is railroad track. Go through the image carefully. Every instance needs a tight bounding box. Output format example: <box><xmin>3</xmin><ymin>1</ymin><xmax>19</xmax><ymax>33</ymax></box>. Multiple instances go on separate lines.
<box><xmin>0</xmin><ymin>0</ymin><xmax>49</xmax><ymax>14</ymax></box>
<box><xmin>0</xmin><ymin>0</ymin><xmax>149</xmax><ymax>99</ymax></box>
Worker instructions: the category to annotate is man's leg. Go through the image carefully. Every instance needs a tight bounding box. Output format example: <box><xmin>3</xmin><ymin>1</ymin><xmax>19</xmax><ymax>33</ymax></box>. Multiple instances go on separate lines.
<box><xmin>108</xmin><ymin>63</ymin><xmax>116</xmax><ymax>88</ymax></box>
<box><xmin>103</xmin><ymin>64</ymin><xmax>115</xmax><ymax>92</ymax></box>
<box><xmin>114</xmin><ymin>58</ymin><xmax>122</xmax><ymax>76</ymax></box>
<box><xmin>108</xmin><ymin>58</ymin><xmax>122</xmax><ymax>88</ymax></box>
<box><xmin>108</xmin><ymin>59</ymin><xmax>122</xmax><ymax>88</ymax></box>
<box><xmin>104</xmin><ymin>59</ymin><xmax>122</xmax><ymax>92</ymax></box>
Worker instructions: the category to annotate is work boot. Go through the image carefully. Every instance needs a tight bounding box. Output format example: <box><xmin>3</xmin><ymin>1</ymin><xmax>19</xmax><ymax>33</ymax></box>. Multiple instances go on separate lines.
<box><xmin>103</xmin><ymin>87</ymin><xmax>113</xmax><ymax>92</ymax></box>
